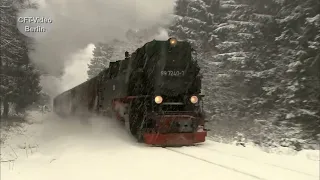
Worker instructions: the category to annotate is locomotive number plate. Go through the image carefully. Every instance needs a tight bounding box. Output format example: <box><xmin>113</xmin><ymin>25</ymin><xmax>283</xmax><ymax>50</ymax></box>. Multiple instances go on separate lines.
<box><xmin>160</xmin><ymin>70</ymin><xmax>185</xmax><ymax>77</ymax></box>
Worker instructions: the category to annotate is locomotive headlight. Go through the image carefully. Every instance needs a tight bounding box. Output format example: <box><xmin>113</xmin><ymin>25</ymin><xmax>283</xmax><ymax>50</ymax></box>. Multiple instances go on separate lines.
<box><xmin>190</xmin><ymin>96</ymin><xmax>198</xmax><ymax>104</ymax></box>
<box><xmin>169</xmin><ymin>38</ymin><xmax>177</xmax><ymax>46</ymax></box>
<box><xmin>154</xmin><ymin>96</ymin><xmax>163</xmax><ymax>104</ymax></box>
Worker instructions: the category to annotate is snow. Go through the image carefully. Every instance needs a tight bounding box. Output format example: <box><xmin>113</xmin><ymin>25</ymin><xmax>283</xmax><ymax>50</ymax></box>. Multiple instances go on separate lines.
<box><xmin>188</xmin><ymin>7</ymin><xmax>201</xmax><ymax>14</ymax></box>
<box><xmin>238</xmin><ymin>33</ymin><xmax>255</xmax><ymax>39</ymax></box>
<box><xmin>227</xmin><ymin>56</ymin><xmax>246</xmax><ymax>62</ymax></box>
<box><xmin>220</xmin><ymin>4</ymin><xmax>248</xmax><ymax>10</ymax></box>
<box><xmin>246</xmin><ymin>68</ymin><xmax>276</xmax><ymax>78</ymax></box>
<box><xmin>172</xmin><ymin>14</ymin><xmax>183</xmax><ymax>21</ymax></box>
<box><xmin>214</xmin><ymin>52</ymin><xmax>248</xmax><ymax>58</ymax></box>
<box><xmin>216</xmin><ymin>41</ymin><xmax>241</xmax><ymax>50</ymax></box>
<box><xmin>214</xmin><ymin>24</ymin><xmax>237</xmax><ymax>33</ymax></box>
<box><xmin>1</xmin><ymin>111</ymin><xmax>319</xmax><ymax>180</ymax></box>
<box><xmin>286</xmin><ymin>113</ymin><xmax>296</xmax><ymax>119</ymax></box>
<box><xmin>183</xmin><ymin>16</ymin><xmax>207</xmax><ymax>26</ymax></box>
<box><xmin>306</xmin><ymin>14</ymin><xmax>320</xmax><ymax>25</ymax></box>
<box><xmin>298</xmin><ymin>109</ymin><xmax>319</xmax><ymax>118</ymax></box>
<box><xmin>217</xmin><ymin>73</ymin><xmax>231</xmax><ymax>78</ymax></box>
<box><xmin>287</xmin><ymin>61</ymin><xmax>302</xmax><ymax>72</ymax></box>
<box><xmin>228</xmin><ymin>20</ymin><xmax>261</xmax><ymax>27</ymax></box>
<box><xmin>277</xmin><ymin>13</ymin><xmax>300</xmax><ymax>24</ymax></box>
<box><xmin>252</xmin><ymin>13</ymin><xmax>273</xmax><ymax>21</ymax></box>
<box><xmin>220</xmin><ymin>0</ymin><xmax>236</xmax><ymax>4</ymax></box>
<box><xmin>208</xmin><ymin>61</ymin><xmax>223</xmax><ymax>66</ymax></box>
<box><xmin>287</xmin><ymin>82</ymin><xmax>299</xmax><ymax>92</ymax></box>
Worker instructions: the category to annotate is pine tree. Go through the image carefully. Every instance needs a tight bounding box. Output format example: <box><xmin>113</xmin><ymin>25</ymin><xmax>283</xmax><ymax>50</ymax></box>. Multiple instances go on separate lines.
<box><xmin>206</xmin><ymin>0</ymin><xmax>264</xmax><ymax>124</ymax></box>
<box><xmin>12</xmin><ymin>52</ymin><xmax>42</xmax><ymax>113</ymax></box>
<box><xmin>169</xmin><ymin>0</ymin><xmax>215</xmax><ymax>50</ymax></box>
<box><xmin>0</xmin><ymin>0</ymin><xmax>41</xmax><ymax>118</ymax></box>
<box><xmin>169</xmin><ymin>0</ymin><xmax>320</xmax><ymax>147</ymax></box>
<box><xmin>274</xmin><ymin>0</ymin><xmax>320</xmax><ymax>143</ymax></box>
<box><xmin>87</xmin><ymin>43</ymin><xmax>114</xmax><ymax>79</ymax></box>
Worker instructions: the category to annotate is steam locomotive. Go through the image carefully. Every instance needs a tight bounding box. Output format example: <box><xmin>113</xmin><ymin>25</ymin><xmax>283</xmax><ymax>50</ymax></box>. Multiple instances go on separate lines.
<box><xmin>53</xmin><ymin>38</ymin><xmax>208</xmax><ymax>146</ymax></box>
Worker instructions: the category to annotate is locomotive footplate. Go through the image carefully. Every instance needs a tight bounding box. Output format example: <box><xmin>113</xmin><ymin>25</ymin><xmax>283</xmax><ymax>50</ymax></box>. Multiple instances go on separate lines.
<box><xmin>142</xmin><ymin>114</ymin><xmax>207</xmax><ymax>146</ymax></box>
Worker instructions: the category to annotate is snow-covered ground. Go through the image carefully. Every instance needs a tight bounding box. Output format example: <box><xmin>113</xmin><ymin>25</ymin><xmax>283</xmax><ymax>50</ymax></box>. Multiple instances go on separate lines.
<box><xmin>1</xmin><ymin>111</ymin><xmax>319</xmax><ymax>180</ymax></box>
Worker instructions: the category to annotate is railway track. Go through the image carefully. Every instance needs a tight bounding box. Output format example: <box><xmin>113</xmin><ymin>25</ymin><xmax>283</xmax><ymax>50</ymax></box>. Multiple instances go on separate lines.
<box><xmin>163</xmin><ymin>146</ymin><xmax>318</xmax><ymax>180</ymax></box>
<box><xmin>164</xmin><ymin>147</ymin><xmax>267</xmax><ymax>180</ymax></box>
<box><xmin>196</xmin><ymin>145</ymin><xmax>317</xmax><ymax>177</ymax></box>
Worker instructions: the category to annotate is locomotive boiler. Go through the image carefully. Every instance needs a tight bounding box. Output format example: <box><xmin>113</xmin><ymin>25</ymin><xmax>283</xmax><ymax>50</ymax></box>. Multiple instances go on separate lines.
<box><xmin>53</xmin><ymin>38</ymin><xmax>208</xmax><ymax>146</ymax></box>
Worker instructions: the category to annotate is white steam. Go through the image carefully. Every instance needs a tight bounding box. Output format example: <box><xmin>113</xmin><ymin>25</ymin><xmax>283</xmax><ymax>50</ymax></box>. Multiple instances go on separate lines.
<box><xmin>25</xmin><ymin>0</ymin><xmax>176</xmax><ymax>77</ymax></box>
<box><xmin>59</xmin><ymin>44</ymin><xmax>95</xmax><ymax>91</ymax></box>
<box><xmin>27</xmin><ymin>0</ymin><xmax>176</xmax><ymax>98</ymax></box>
<box><xmin>40</xmin><ymin>44</ymin><xmax>94</xmax><ymax>97</ymax></box>
<box><xmin>38</xmin><ymin>112</ymin><xmax>135</xmax><ymax>146</ymax></box>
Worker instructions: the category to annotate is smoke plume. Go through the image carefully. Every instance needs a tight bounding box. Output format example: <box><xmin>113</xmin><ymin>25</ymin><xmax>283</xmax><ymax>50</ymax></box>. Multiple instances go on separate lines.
<box><xmin>40</xmin><ymin>44</ymin><xmax>95</xmax><ymax>97</ymax></box>
<box><xmin>25</xmin><ymin>0</ymin><xmax>176</xmax><ymax>76</ymax></box>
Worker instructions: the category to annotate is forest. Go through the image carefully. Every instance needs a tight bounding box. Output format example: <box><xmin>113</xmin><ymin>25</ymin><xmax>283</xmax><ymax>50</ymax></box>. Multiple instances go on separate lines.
<box><xmin>168</xmin><ymin>0</ymin><xmax>320</xmax><ymax>150</ymax></box>
<box><xmin>1</xmin><ymin>0</ymin><xmax>319</xmax><ymax>150</ymax></box>
<box><xmin>0</xmin><ymin>0</ymin><xmax>46</xmax><ymax>119</ymax></box>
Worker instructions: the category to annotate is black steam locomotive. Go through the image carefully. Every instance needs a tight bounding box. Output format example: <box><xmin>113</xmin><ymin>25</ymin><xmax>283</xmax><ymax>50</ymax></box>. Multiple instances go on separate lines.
<box><xmin>53</xmin><ymin>38</ymin><xmax>207</xmax><ymax>146</ymax></box>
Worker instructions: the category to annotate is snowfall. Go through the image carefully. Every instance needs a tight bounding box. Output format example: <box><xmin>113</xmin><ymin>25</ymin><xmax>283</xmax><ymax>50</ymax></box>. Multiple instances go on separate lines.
<box><xmin>0</xmin><ymin>111</ymin><xmax>319</xmax><ymax>180</ymax></box>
